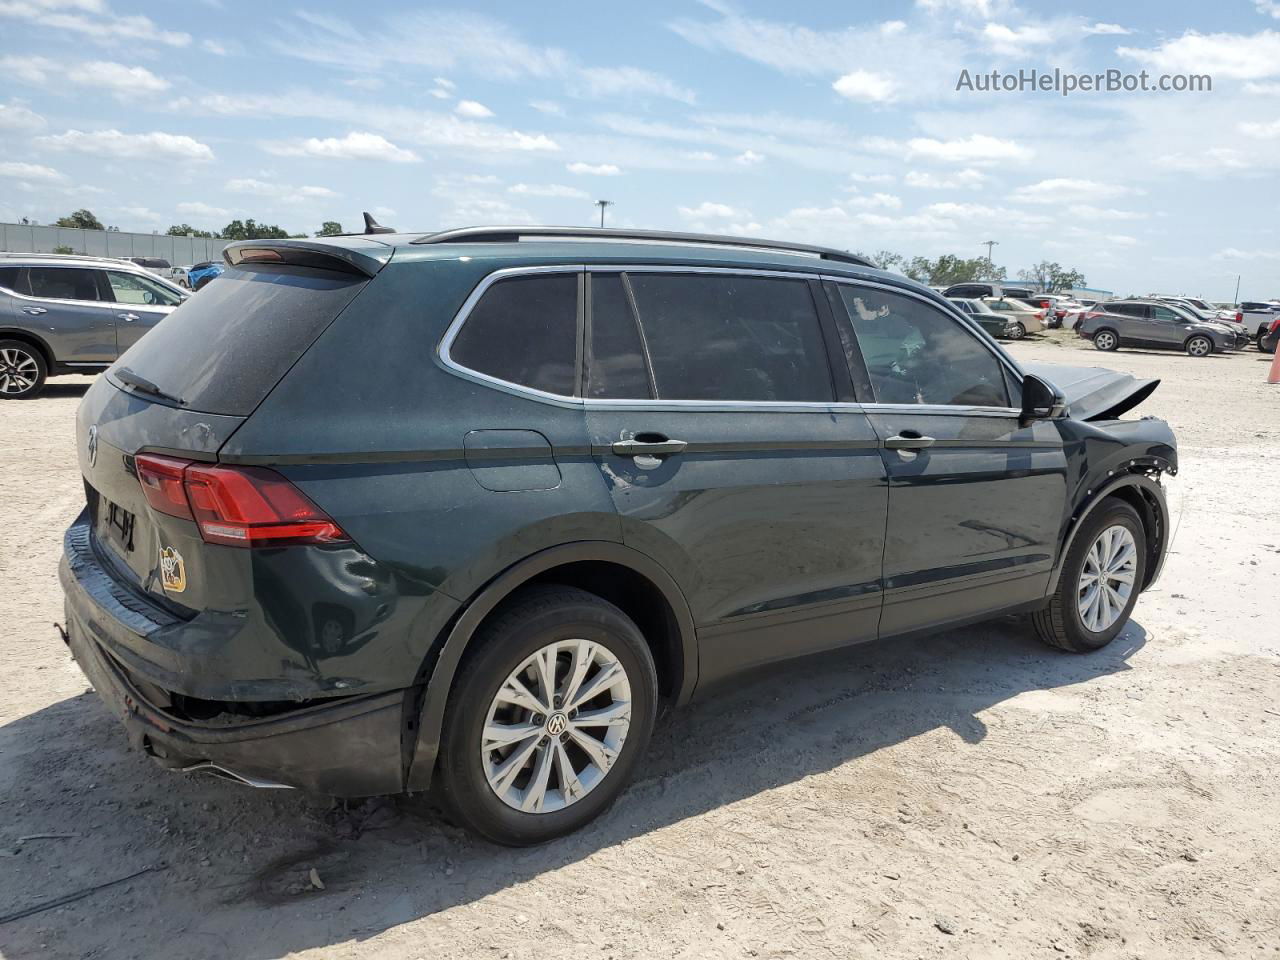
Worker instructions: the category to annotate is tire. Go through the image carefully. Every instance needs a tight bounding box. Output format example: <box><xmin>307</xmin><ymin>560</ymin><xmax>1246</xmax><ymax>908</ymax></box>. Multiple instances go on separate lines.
<box><xmin>1009</xmin><ymin>321</ymin><xmax>1027</xmax><ymax>340</ymax></box>
<box><xmin>1185</xmin><ymin>335</ymin><xmax>1213</xmax><ymax>358</ymax></box>
<box><xmin>1093</xmin><ymin>329</ymin><xmax>1119</xmax><ymax>352</ymax></box>
<box><xmin>0</xmin><ymin>339</ymin><xmax>48</xmax><ymax>399</ymax></box>
<box><xmin>194</xmin><ymin>276</ymin><xmax>213</xmax><ymax>291</ymax></box>
<box><xmin>436</xmin><ymin>585</ymin><xmax>658</xmax><ymax>846</ymax></box>
<box><xmin>1033</xmin><ymin>499</ymin><xmax>1147</xmax><ymax>653</ymax></box>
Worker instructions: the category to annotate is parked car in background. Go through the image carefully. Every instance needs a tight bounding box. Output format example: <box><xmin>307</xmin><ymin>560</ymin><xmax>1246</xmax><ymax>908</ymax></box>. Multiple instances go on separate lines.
<box><xmin>1237</xmin><ymin>302</ymin><xmax>1280</xmax><ymax>346</ymax></box>
<box><xmin>948</xmin><ymin>298</ymin><xmax>1021</xmax><ymax>339</ymax></box>
<box><xmin>58</xmin><ymin>224</ymin><xmax>1176</xmax><ymax>845</ymax></box>
<box><xmin>982</xmin><ymin>297</ymin><xmax>1046</xmax><ymax>337</ymax></box>
<box><xmin>943</xmin><ymin>282</ymin><xmax>1035</xmax><ymax>300</ymax></box>
<box><xmin>0</xmin><ymin>253</ymin><xmax>188</xmax><ymax>398</ymax></box>
<box><xmin>126</xmin><ymin>257</ymin><xmax>175</xmax><ymax>281</ymax></box>
<box><xmin>1077</xmin><ymin>299</ymin><xmax>1238</xmax><ymax>357</ymax></box>
<box><xmin>1258</xmin><ymin>314</ymin><xmax>1280</xmax><ymax>353</ymax></box>
<box><xmin>186</xmin><ymin>261</ymin><xmax>224</xmax><ymax>290</ymax></box>
<box><xmin>1157</xmin><ymin>297</ymin><xmax>1251</xmax><ymax>344</ymax></box>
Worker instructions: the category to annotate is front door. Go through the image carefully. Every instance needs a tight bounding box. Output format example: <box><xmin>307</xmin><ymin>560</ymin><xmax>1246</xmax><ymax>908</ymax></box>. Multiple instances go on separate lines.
<box><xmin>102</xmin><ymin>269</ymin><xmax>182</xmax><ymax>353</ymax></box>
<box><xmin>22</xmin><ymin>266</ymin><xmax>118</xmax><ymax>362</ymax></box>
<box><xmin>825</xmin><ymin>279</ymin><xmax>1068</xmax><ymax>637</ymax></box>
<box><xmin>1146</xmin><ymin>304</ymin><xmax>1187</xmax><ymax>348</ymax></box>
<box><xmin>583</xmin><ymin>269</ymin><xmax>888</xmax><ymax>686</ymax></box>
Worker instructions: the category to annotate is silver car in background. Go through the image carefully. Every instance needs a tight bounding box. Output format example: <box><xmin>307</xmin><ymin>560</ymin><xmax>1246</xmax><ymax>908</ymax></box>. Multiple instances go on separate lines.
<box><xmin>981</xmin><ymin>297</ymin><xmax>1046</xmax><ymax>338</ymax></box>
<box><xmin>0</xmin><ymin>253</ymin><xmax>188</xmax><ymax>398</ymax></box>
<box><xmin>1076</xmin><ymin>299</ymin><xmax>1238</xmax><ymax>357</ymax></box>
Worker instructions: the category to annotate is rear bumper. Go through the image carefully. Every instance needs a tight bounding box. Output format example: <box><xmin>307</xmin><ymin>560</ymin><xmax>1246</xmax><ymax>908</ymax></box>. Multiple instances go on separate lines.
<box><xmin>61</xmin><ymin>530</ymin><xmax>408</xmax><ymax>797</ymax></box>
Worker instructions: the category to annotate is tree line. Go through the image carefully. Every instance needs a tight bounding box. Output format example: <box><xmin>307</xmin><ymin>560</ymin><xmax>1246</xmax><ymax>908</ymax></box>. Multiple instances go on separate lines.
<box><xmin>52</xmin><ymin>209</ymin><xmax>346</xmax><ymax>240</ymax></box>
<box><xmin>855</xmin><ymin>249</ymin><xmax>1086</xmax><ymax>294</ymax></box>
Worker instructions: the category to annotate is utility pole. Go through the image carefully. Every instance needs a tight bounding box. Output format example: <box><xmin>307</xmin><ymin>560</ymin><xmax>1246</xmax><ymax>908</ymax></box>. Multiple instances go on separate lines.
<box><xmin>595</xmin><ymin>200</ymin><xmax>613</xmax><ymax>228</ymax></box>
<box><xmin>981</xmin><ymin>239</ymin><xmax>998</xmax><ymax>277</ymax></box>
<box><xmin>1234</xmin><ymin>274</ymin><xmax>1241</xmax><ymax>304</ymax></box>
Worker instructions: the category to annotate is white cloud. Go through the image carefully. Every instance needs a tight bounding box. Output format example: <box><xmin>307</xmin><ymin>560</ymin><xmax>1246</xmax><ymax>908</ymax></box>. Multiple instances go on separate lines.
<box><xmin>38</xmin><ymin>128</ymin><xmax>214</xmax><ymax>161</ymax></box>
<box><xmin>880</xmin><ymin>20</ymin><xmax>906</xmax><ymax>35</ymax></box>
<box><xmin>0</xmin><ymin>1</ymin><xmax>190</xmax><ymax>47</ymax></box>
<box><xmin>530</xmin><ymin>99</ymin><xmax>565</xmax><ymax>115</ymax></box>
<box><xmin>850</xmin><ymin>172</ymin><xmax>895</xmax><ymax>184</ymax></box>
<box><xmin>1211</xmin><ymin>246</ymin><xmax>1280</xmax><ymax>261</ymax></box>
<box><xmin>1256</xmin><ymin>1</ymin><xmax>1280</xmax><ymax>18</ymax></box>
<box><xmin>1119</xmin><ymin>30</ymin><xmax>1280</xmax><ymax>80</ymax></box>
<box><xmin>1106</xmin><ymin>235</ymin><xmax>1139</xmax><ymax>246</ymax></box>
<box><xmin>566</xmin><ymin>161</ymin><xmax>621</xmax><ymax>175</ymax></box>
<box><xmin>201</xmin><ymin>38</ymin><xmax>229</xmax><ymax>55</ymax></box>
<box><xmin>509</xmin><ymin>183</ymin><xmax>589</xmax><ymax>198</ymax></box>
<box><xmin>982</xmin><ymin>23</ymin><xmax>1056</xmax><ymax>57</ymax></box>
<box><xmin>67</xmin><ymin>60</ymin><xmax>168</xmax><ymax>94</ymax></box>
<box><xmin>733</xmin><ymin>149</ymin><xmax>765</xmax><ymax>166</ymax></box>
<box><xmin>0</xmin><ymin>102</ymin><xmax>45</xmax><ymax>132</ymax></box>
<box><xmin>1240</xmin><ymin>118</ymin><xmax>1280</xmax><ymax>138</ymax></box>
<box><xmin>677</xmin><ymin>201</ymin><xmax>752</xmax><ymax>219</ymax></box>
<box><xmin>455</xmin><ymin>99</ymin><xmax>493</xmax><ymax>118</ymax></box>
<box><xmin>264</xmin><ymin>131</ymin><xmax>421</xmax><ymax>163</ymax></box>
<box><xmin>846</xmin><ymin>192</ymin><xmax>902</xmax><ymax>210</ymax></box>
<box><xmin>574</xmin><ymin>66</ymin><xmax>696</xmax><ymax>104</ymax></box>
<box><xmin>225</xmin><ymin>177</ymin><xmax>274</xmax><ymax>195</ymax></box>
<box><xmin>116</xmin><ymin>205</ymin><xmax>163</xmax><ymax>223</ymax></box>
<box><xmin>1084</xmin><ymin>22</ymin><xmax>1130</xmax><ymax>35</ymax></box>
<box><xmin>0</xmin><ymin>160</ymin><xmax>66</xmax><ymax>182</ymax></box>
<box><xmin>433</xmin><ymin>76</ymin><xmax>456</xmax><ymax>89</ymax></box>
<box><xmin>176</xmin><ymin>201</ymin><xmax>227</xmax><ymax>217</ymax></box>
<box><xmin>915</xmin><ymin>0</ymin><xmax>1009</xmax><ymax>16</ymax></box>
<box><xmin>1067</xmin><ymin>204</ymin><xmax>1148</xmax><ymax>221</ymax></box>
<box><xmin>0</xmin><ymin>55</ymin><xmax>55</xmax><ymax>85</ymax></box>
<box><xmin>1010</xmin><ymin>178</ymin><xmax>1135</xmax><ymax>204</ymax></box>
<box><xmin>878</xmin><ymin>134</ymin><xmax>1031</xmax><ymax>164</ymax></box>
<box><xmin>903</xmin><ymin>168</ymin><xmax>987</xmax><ymax>189</ymax></box>
<box><xmin>832</xmin><ymin>70</ymin><xmax>895</xmax><ymax>103</ymax></box>
<box><xmin>298</xmin><ymin>185</ymin><xmax>339</xmax><ymax>198</ymax></box>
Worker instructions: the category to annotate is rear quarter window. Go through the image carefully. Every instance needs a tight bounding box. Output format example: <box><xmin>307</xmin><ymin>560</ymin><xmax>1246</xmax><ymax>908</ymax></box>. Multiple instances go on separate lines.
<box><xmin>114</xmin><ymin>265</ymin><xmax>368</xmax><ymax>415</ymax></box>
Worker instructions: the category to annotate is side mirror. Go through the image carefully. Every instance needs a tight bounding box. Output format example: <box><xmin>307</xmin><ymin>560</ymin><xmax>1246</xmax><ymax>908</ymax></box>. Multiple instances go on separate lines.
<box><xmin>1020</xmin><ymin>373</ymin><xmax>1066</xmax><ymax>422</ymax></box>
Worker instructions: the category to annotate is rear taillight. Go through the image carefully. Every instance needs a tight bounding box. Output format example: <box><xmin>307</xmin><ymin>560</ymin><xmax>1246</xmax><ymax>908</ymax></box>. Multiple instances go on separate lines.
<box><xmin>1084</xmin><ymin>310</ymin><xmax>1103</xmax><ymax>320</ymax></box>
<box><xmin>1270</xmin><ymin>317</ymin><xmax>1280</xmax><ymax>333</ymax></box>
<box><xmin>134</xmin><ymin>454</ymin><xmax>348</xmax><ymax>548</ymax></box>
<box><xmin>1235</xmin><ymin>312</ymin><xmax>1243</xmax><ymax>323</ymax></box>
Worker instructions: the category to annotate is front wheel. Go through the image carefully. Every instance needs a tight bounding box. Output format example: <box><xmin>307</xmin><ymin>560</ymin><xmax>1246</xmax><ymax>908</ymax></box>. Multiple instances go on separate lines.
<box><xmin>1032</xmin><ymin>499</ymin><xmax>1146</xmax><ymax>653</ymax></box>
<box><xmin>0</xmin><ymin>340</ymin><xmax>47</xmax><ymax>399</ymax></box>
<box><xmin>1185</xmin><ymin>335</ymin><xmax>1213</xmax><ymax>358</ymax></box>
<box><xmin>437</xmin><ymin>586</ymin><xmax>658</xmax><ymax>845</ymax></box>
<box><xmin>1093</xmin><ymin>329</ymin><xmax>1118</xmax><ymax>352</ymax></box>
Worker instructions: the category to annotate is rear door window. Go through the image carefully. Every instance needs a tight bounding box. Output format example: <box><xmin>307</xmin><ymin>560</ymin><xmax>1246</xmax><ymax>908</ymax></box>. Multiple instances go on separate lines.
<box><xmin>833</xmin><ymin>284</ymin><xmax>1009</xmax><ymax>407</ymax></box>
<box><xmin>625</xmin><ymin>273</ymin><xmax>834</xmax><ymax>402</ymax></box>
<box><xmin>0</xmin><ymin>266</ymin><xmax>24</xmax><ymax>293</ymax></box>
<box><xmin>449</xmin><ymin>273</ymin><xmax>579</xmax><ymax>396</ymax></box>
<box><xmin>113</xmin><ymin>265</ymin><xmax>368</xmax><ymax>415</ymax></box>
<box><xmin>27</xmin><ymin>267</ymin><xmax>103</xmax><ymax>302</ymax></box>
<box><xmin>587</xmin><ymin>274</ymin><xmax>652</xmax><ymax>399</ymax></box>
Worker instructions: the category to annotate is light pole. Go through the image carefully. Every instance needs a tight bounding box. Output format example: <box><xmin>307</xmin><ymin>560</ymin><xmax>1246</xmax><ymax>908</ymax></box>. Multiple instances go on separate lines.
<box><xmin>1234</xmin><ymin>274</ymin><xmax>1241</xmax><ymax>304</ymax></box>
<box><xmin>981</xmin><ymin>239</ymin><xmax>998</xmax><ymax>277</ymax></box>
<box><xmin>595</xmin><ymin>200</ymin><xmax>613</xmax><ymax>228</ymax></box>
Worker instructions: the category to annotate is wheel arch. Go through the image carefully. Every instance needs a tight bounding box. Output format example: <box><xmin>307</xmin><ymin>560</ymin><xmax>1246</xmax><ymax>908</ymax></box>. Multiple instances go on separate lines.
<box><xmin>403</xmin><ymin>540</ymin><xmax>697</xmax><ymax>791</ymax></box>
<box><xmin>1047</xmin><ymin>471</ymin><xmax>1169</xmax><ymax>597</ymax></box>
<box><xmin>0</xmin><ymin>328</ymin><xmax>55</xmax><ymax>367</ymax></box>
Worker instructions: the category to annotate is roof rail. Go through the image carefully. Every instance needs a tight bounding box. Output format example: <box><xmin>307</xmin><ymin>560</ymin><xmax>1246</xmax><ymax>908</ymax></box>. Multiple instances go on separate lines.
<box><xmin>0</xmin><ymin>251</ymin><xmax>130</xmax><ymax>262</ymax></box>
<box><xmin>409</xmin><ymin>225</ymin><xmax>874</xmax><ymax>267</ymax></box>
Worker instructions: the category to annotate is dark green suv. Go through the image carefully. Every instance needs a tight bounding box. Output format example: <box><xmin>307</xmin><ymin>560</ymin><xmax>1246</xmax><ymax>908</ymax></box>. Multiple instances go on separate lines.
<box><xmin>60</xmin><ymin>224</ymin><xmax>1177</xmax><ymax>844</ymax></box>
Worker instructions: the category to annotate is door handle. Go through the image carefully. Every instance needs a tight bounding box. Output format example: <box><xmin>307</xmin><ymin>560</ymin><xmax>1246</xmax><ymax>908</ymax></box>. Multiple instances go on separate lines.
<box><xmin>118</xmin><ymin>313</ymin><xmax>140</xmax><ymax>322</ymax></box>
<box><xmin>611</xmin><ymin>437</ymin><xmax>688</xmax><ymax>457</ymax></box>
<box><xmin>884</xmin><ymin>433</ymin><xmax>936</xmax><ymax>450</ymax></box>
<box><xmin>23</xmin><ymin>306</ymin><xmax>47</xmax><ymax>315</ymax></box>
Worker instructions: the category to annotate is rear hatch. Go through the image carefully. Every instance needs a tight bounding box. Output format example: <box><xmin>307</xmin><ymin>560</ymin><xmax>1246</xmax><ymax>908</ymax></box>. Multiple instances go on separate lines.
<box><xmin>76</xmin><ymin>249</ymin><xmax>380</xmax><ymax>610</ymax></box>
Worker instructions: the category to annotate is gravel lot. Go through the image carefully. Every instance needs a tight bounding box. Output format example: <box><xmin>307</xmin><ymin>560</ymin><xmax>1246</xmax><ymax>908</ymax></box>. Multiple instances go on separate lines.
<box><xmin>2</xmin><ymin>335</ymin><xmax>1278</xmax><ymax>960</ymax></box>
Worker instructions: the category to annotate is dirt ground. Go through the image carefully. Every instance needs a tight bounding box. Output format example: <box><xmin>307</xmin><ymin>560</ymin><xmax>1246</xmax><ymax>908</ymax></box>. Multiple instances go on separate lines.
<box><xmin>2</xmin><ymin>334</ymin><xmax>1278</xmax><ymax>960</ymax></box>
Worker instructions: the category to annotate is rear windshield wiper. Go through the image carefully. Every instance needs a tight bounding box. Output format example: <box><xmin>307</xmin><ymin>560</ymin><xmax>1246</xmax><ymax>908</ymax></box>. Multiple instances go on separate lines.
<box><xmin>114</xmin><ymin>366</ymin><xmax>186</xmax><ymax>406</ymax></box>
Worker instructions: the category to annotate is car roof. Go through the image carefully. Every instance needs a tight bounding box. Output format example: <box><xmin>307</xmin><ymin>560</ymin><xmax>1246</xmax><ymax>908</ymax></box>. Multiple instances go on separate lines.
<box><xmin>0</xmin><ymin>252</ymin><xmax>143</xmax><ymax>269</ymax></box>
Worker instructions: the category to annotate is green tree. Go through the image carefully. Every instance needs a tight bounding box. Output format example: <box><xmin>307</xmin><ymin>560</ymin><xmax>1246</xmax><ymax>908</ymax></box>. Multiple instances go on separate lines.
<box><xmin>166</xmin><ymin>223</ymin><xmax>217</xmax><ymax>238</ymax></box>
<box><xmin>55</xmin><ymin>209</ymin><xmax>104</xmax><ymax>230</ymax></box>
<box><xmin>315</xmin><ymin>221</ymin><xmax>344</xmax><ymax>237</ymax></box>
<box><xmin>900</xmin><ymin>254</ymin><xmax>1004</xmax><ymax>286</ymax></box>
<box><xmin>220</xmin><ymin>219</ymin><xmax>291</xmax><ymax>241</ymax></box>
<box><xmin>855</xmin><ymin>249</ymin><xmax>904</xmax><ymax>270</ymax></box>
<box><xmin>1018</xmin><ymin>261</ymin><xmax>1086</xmax><ymax>293</ymax></box>
<box><xmin>52</xmin><ymin>244</ymin><xmax>76</xmax><ymax>254</ymax></box>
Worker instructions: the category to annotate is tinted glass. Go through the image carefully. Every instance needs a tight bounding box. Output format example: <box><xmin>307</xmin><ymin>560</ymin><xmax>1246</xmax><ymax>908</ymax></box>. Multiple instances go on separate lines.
<box><xmin>115</xmin><ymin>265</ymin><xmax>367</xmax><ymax>415</ymax></box>
<box><xmin>27</xmin><ymin>267</ymin><xmax>102</xmax><ymax>302</ymax></box>
<box><xmin>588</xmin><ymin>274</ymin><xmax>651</xmax><ymax>399</ymax></box>
<box><xmin>627</xmin><ymin>273</ymin><xmax>833</xmax><ymax>402</ymax></box>
<box><xmin>1150</xmin><ymin>305</ymin><xmax>1181</xmax><ymax>321</ymax></box>
<box><xmin>451</xmin><ymin>274</ymin><xmax>578</xmax><ymax>396</ymax></box>
<box><xmin>1106</xmin><ymin>303</ymin><xmax>1140</xmax><ymax>316</ymax></box>
<box><xmin>836</xmin><ymin>285</ymin><xmax>1009</xmax><ymax>407</ymax></box>
<box><xmin>105</xmin><ymin>270</ymin><xmax>183</xmax><ymax>307</ymax></box>
<box><xmin>0</xmin><ymin>267</ymin><xmax>23</xmax><ymax>293</ymax></box>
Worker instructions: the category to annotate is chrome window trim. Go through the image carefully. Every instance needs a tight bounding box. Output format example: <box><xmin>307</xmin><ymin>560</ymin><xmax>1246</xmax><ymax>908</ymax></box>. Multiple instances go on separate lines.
<box><xmin>438</xmin><ymin>263</ymin><xmax>1025</xmax><ymax>417</ymax></box>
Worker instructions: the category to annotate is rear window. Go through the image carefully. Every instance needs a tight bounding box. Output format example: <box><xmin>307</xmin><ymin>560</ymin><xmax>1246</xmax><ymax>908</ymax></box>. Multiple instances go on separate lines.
<box><xmin>113</xmin><ymin>265</ymin><xmax>367</xmax><ymax>416</ymax></box>
<box><xmin>0</xmin><ymin>266</ymin><xmax>22</xmax><ymax>292</ymax></box>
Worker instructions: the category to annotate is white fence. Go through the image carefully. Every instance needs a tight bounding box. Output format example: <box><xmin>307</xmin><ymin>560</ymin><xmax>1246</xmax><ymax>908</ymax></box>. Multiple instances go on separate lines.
<box><xmin>0</xmin><ymin>222</ymin><xmax>231</xmax><ymax>264</ymax></box>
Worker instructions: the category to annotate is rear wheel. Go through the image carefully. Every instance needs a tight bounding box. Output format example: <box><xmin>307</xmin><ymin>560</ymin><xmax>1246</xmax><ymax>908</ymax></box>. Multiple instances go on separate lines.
<box><xmin>0</xmin><ymin>340</ymin><xmax>47</xmax><ymax>399</ymax></box>
<box><xmin>1008</xmin><ymin>321</ymin><xmax>1027</xmax><ymax>340</ymax></box>
<box><xmin>1185</xmin><ymin>335</ymin><xmax>1213</xmax><ymax>358</ymax></box>
<box><xmin>1033</xmin><ymin>499</ymin><xmax>1146</xmax><ymax>653</ymax></box>
<box><xmin>1093</xmin><ymin>329</ymin><xmax>1118</xmax><ymax>352</ymax></box>
<box><xmin>437</xmin><ymin>586</ymin><xmax>658</xmax><ymax>845</ymax></box>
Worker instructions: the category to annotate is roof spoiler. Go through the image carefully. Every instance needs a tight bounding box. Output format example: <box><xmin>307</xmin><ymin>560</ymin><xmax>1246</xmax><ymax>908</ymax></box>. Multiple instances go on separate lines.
<box><xmin>223</xmin><ymin>239</ymin><xmax>393</xmax><ymax>277</ymax></box>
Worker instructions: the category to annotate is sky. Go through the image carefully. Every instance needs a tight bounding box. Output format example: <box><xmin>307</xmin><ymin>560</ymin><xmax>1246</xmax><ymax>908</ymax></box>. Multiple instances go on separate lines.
<box><xmin>1</xmin><ymin>0</ymin><xmax>1279</xmax><ymax>300</ymax></box>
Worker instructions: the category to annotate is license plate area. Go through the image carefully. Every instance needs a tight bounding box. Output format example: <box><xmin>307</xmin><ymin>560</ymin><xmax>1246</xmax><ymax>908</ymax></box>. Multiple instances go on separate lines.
<box><xmin>104</xmin><ymin>500</ymin><xmax>138</xmax><ymax>553</ymax></box>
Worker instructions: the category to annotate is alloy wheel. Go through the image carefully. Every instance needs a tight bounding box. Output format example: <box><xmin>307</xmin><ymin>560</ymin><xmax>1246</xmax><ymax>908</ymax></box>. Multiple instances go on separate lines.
<box><xmin>1187</xmin><ymin>337</ymin><xmax>1211</xmax><ymax>357</ymax></box>
<box><xmin>480</xmin><ymin>638</ymin><xmax>632</xmax><ymax>813</ymax></box>
<box><xmin>0</xmin><ymin>347</ymin><xmax>39</xmax><ymax>396</ymax></box>
<box><xmin>1095</xmin><ymin>331</ymin><xmax>1116</xmax><ymax>351</ymax></box>
<box><xmin>1077</xmin><ymin>524</ymin><xmax>1137</xmax><ymax>633</ymax></box>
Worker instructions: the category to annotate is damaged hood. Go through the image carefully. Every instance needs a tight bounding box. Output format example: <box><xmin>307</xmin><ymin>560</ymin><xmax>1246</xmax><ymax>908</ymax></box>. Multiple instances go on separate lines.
<box><xmin>1021</xmin><ymin>362</ymin><xmax>1160</xmax><ymax>421</ymax></box>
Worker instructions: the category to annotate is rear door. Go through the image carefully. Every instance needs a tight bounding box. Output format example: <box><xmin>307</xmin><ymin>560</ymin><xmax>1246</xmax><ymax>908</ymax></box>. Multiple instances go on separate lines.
<box><xmin>583</xmin><ymin>268</ymin><xmax>888</xmax><ymax>685</ymax></box>
<box><xmin>825</xmin><ymin>279</ymin><xmax>1067</xmax><ymax>636</ymax></box>
<box><xmin>102</xmin><ymin>268</ymin><xmax>185</xmax><ymax>352</ymax></box>
<box><xmin>22</xmin><ymin>266</ymin><xmax>118</xmax><ymax>362</ymax></box>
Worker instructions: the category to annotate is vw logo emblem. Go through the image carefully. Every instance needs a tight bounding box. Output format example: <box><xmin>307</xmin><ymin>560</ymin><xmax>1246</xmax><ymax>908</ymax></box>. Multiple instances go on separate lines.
<box><xmin>545</xmin><ymin>712</ymin><xmax>568</xmax><ymax>736</ymax></box>
<box><xmin>86</xmin><ymin>425</ymin><xmax>98</xmax><ymax>468</ymax></box>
